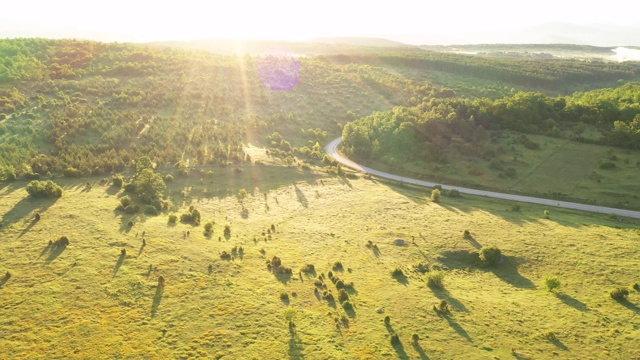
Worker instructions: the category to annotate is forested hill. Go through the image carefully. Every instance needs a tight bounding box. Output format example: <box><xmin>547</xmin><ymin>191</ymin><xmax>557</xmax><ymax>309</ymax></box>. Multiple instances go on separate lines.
<box><xmin>320</xmin><ymin>52</ymin><xmax>640</xmax><ymax>90</ymax></box>
<box><xmin>2</xmin><ymin>38</ymin><xmax>640</xmax><ymax>181</ymax></box>
<box><xmin>0</xmin><ymin>38</ymin><xmax>436</xmax><ymax>180</ymax></box>
<box><xmin>342</xmin><ymin>83</ymin><xmax>640</xmax><ymax>164</ymax></box>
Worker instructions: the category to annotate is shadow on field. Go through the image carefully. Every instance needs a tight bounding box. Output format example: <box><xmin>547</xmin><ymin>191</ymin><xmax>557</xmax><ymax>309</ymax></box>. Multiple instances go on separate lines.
<box><xmin>412</xmin><ymin>343</ymin><xmax>430</xmax><ymax>360</ymax></box>
<box><xmin>293</xmin><ymin>184</ymin><xmax>308</xmax><ymax>208</ymax></box>
<box><xmin>391</xmin><ymin>339</ymin><xmax>408</xmax><ymax>359</ymax></box>
<box><xmin>288</xmin><ymin>321</ymin><xmax>304</xmax><ymax>359</ymax></box>
<box><xmin>490</xmin><ymin>255</ymin><xmax>536</xmax><ymax>289</ymax></box>
<box><xmin>151</xmin><ymin>286</ymin><xmax>164</xmax><ymax>318</ymax></box>
<box><xmin>113</xmin><ymin>251</ymin><xmax>126</xmax><ymax>276</ymax></box>
<box><xmin>548</xmin><ymin>336</ymin><xmax>568</xmax><ymax>351</ymax></box>
<box><xmin>555</xmin><ymin>293</ymin><xmax>589</xmax><ymax>312</ymax></box>
<box><xmin>393</xmin><ymin>272</ymin><xmax>409</xmax><ymax>286</ymax></box>
<box><xmin>0</xmin><ymin>275</ymin><xmax>10</xmax><ymax>288</ymax></box>
<box><xmin>2</xmin><ymin>196</ymin><xmax>57</xmax><ymax>232</ymax></box>
<box><xmin>431</xmin><ymin>288</ymin><xmax>469</xmax><ymax>313</ymax></box>
<box><xmin>442</xmin><ymin>314</ymin><xmax>473</xmax><ymax>342</ymax></box>
<box><xmin>46</xmin><ymin>243</ymin><xmax>67</xmax><ymax>263</ymax></box>
<box><xmin>615</xmin><ymin>298</ymin><xmax>640</xmax><ymax>314</ymax></box>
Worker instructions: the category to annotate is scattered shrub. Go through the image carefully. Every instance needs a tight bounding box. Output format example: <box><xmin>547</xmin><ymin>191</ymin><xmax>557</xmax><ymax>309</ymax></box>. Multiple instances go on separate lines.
<box><xmin>224</xmin><ymin>225</ymin><xmax>231</xmax><ymax>237</ymax></box>
<box><xmin>127</xmin><ymin>220</ymin><xmax>134</xmax><ymax>227</ymax></box>
<box><xmin>599</xmin><ymin>161</ymin><xmax>616</xmax><ymax>169</ymax></box>
<box><xmin>431</xmin><ymin>188</ymin><xmax>441</xmax><ymax>202</ymax></box>
<box><xmin>158</xmin><ymin>276</ymin><xmax>165</xmax><ymax>287</ymax></box>
<box><xmin>384</xmin><ymin>315</ymin><xmax>390</xmax><ymax>326</ymax></box>
<box><xmin>144</xmin><ymin>205</ymin><xmax>159</xmax><ymax>216</ymax></box>
<box><xmin>463</xmin><ymin>230</ymin><xmax>470</xmax><ymax>238</ymax></box>
<box><xmin>426</xmin><ymin>271</ymin><xmax>445</xmax><ymax>288</ymax></box>
<box><xmin>168</xmin><ymin>214</ymin><xmax>177</xmax><ymax>223</ymax></box>
<box><xmin>220</xmin><ymin>251</ymin><xmax>232</xmax><ymax>260</ymax></box>
<box><xmin>610</xmin><ymin>287</ymin><xmax>629</xmax><ymax>300</ymax></box>
<box><xmin>124</xmin><ymin>204</ymin><xmax>139</xmax><ymax>214</ymax></box>
<box><xmin>332</xmin><ymin>262</ymin><xmax>344</xmax><ymax>271</ymax></box>
<box><xmin>335</xmin><ymin>280</ymin><xmax>345</xmax><ymax>289</ymax></box>
<box><xmin>53</xmin><ymin>236</ymin><xmax>69</xmax><ymax>247</ymax></box>
<box><xmin>338</xmin><ymin>289</ymin><xmax>349</xmax><ymax>303</ymax></box>
<box><xmin>180</xmin><ymin>208</ymin><xmax>201</xmax><ymax>224</ymax></box>
<box><xmin>270</xmin><ymin>256</ymin><xmax>282</xmax><ymax>268</ymax></box>
<box><xmin>302</xmin><ymin>264</ymin><xmax>315</xmax><ymax>273</ymax></box>
<box><xmin>204</xmin><ymin>222</ymin><xmax>213</xmax><ymax>234</ymax></box>
<box><xmin>112</xmin><ymin>175</ymin><xmax>124</xmax><ymax>187</ymax></box>
<box><xmin>164</xmin><ymin>174</ymin><xmax>174</xmax><ymax>182</ymax></box>
<box><xmin>543</xmin><ymin>210</ymin><xmax>550</xmax><ymax>219</ymax></box>
<box><xmin>121</xmin><ymin>248</ymin><xmax>127</xmax><ymax>256</ymax></box>
<box><xmin>26</xmin><ymin>180</ymin><xmax>63</xmax><ymax>198</ymax></box>
<box><xmin>280</xmin><ymin>292</ymin><xmax>289</xmax><ymax>302</ymax></box>
<box><xmin>447</xmin><ymin>188</ymin><xmax>460</xmax><ymax>197</ymax></box>
<box><xmin>544</xmin><ymin>276</ymin><xmax>561</xmax><ymax>291</ymax></box>
<box><xmin>34</xmin><ymin>212</ymin><xmax>41</xmax><ymax>221</ymax></box>
<box><xmin>412</xmin><ymin>333</ymin><xmax>419</xmax><ymax>344</ymax></box>
<box><xmin>479</xmin><ymin>246</ymin><xmax>502</xmax><ymax>266</ymax></box>
<box><xmin>633</xmin><ymin>283</ymin><xmax>640</xmax><ymax>291</ymax></box>
<box><xmin>413</xmin><ymin>262</ymin><xmax>429</xmax><ymax>274</ymax></box>
<box><xmin>120</xmin><ymin>195</ymin><xmax>132</xmax><ymax>207</ymax></box>
<box><xmin>435</xmin><ymin>299</ymin><xmax>449</xmax><ymax>313</ymax></box>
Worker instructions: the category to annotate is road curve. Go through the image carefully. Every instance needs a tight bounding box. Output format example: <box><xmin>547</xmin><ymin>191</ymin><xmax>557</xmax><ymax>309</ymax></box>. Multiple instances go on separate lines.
<box><xmin>325</xmin><ymin>137</ymin><xmax>640</xmax><ymax>220</ymax></box>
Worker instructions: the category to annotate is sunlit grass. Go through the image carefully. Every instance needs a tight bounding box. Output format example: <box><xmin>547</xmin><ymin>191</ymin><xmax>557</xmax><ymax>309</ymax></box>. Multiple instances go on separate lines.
<box><xmin>0</xmin><ymin>166</ymin><xmax>639</xmax><ymax>359</ymax></box>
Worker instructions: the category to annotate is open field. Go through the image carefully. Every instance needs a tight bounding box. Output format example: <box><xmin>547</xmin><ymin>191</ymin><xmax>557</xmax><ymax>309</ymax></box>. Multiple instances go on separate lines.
<box><xmin>1</xmin><ymin>165</ymin><xmax>639</xmax><ymax>359</ymax></box>
<box><xmin>360</xmin><ymin>132</ymin><xmax>640</xmax><ymax>210</ymax></box>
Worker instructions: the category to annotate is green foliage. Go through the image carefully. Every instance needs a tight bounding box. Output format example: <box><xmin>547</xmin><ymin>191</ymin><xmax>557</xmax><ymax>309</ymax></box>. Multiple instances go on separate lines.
<box><xmin>134</xmin><ymin>168</ymin><xmax>166</xmax><ymax>203</ymax></box>
<box><xmin>224</xmin><ymin>225</ymin><xmax>231</xmax><ymax>237</ymax></box>
<box><xmin>447</xmin><ymin>188</ymin><xmax>460</xmax><ymax>197</ymax></box>
<box><xmin>430</xmin><ymin>188</ymin><xmax>441</xmax><ymax>202</ymax></box>
<box><xmin>25</xmin><ymin>180</ymin><xmax>62</xmax><ymax>198</ymax></box>
<box><xmin>112</xmin><ymin>175</ymin><xmax>124</xmax><ymax>187</ymax></box>
<box><xmin>180</xmin><ymin>208</ymin><xmax>201</xmax><ymax>225</ymax></box>
<box><xmin>479</xmin><ymin>246</ymin><xmax>502</xmax><ymax>266</ymax></box>
<box><xmin>426</xmin><ymin>271</ymin><xmax>445</xmax><ymax>288</ymax></box>
<box><xmin>120</xmin><ymin>195</ymin><xmax>132</xmax><ymax>208</ymax></box>
<box><xmin>610</xmin><ymin>287</ymin><xmax>629</xmax><ymax>300</ymax></box>
<box><xmin>544</xmin><ymin>276</ymin><xmax>561</xmax><ymax>291</ymax></box>
<box><xmin>167</xmin><ymin>214</ymin><xmax>177</xmax><ymax>224</ymax></box>
<box><xmin>204</xmin><ymin>222</ymin><xmax>213</xmax><ymax>234</ymax></box>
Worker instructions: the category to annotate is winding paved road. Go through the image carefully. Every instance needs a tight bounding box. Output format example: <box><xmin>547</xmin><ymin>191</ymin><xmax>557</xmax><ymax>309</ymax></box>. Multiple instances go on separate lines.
<box><xmin>325</xmin><ymin>137</ymin><xmax>640</xmax><ymax>220</ymax></box>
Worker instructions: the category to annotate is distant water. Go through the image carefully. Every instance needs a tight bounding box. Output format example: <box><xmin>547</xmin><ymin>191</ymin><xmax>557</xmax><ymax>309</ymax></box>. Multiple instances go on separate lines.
<box><xmin>613</xmin><ymin>47</ymin><xmax>640</xmax><ymax>62</ymax></box>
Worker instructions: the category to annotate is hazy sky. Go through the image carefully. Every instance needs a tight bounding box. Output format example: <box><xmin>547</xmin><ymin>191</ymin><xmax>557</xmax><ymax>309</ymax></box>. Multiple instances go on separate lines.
<box><xmin>1</xmin><ymin>0</ymin><xmax>638</xmax><ymax>43</ymax></box>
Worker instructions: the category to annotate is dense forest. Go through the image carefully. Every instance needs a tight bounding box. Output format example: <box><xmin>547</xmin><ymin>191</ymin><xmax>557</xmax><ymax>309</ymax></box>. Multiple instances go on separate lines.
<box><xmin>342</xmin><ymin>83</ymin><xmax>640</xmax><ymax>165</ymax></box>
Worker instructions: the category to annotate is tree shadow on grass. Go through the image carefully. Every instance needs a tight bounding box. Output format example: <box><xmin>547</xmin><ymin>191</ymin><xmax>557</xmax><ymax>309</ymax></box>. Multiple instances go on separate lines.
<box><xmin>548</xmin><ymin>336</ymin><xmax>568</xmax><ymax>351</ymax></box>
<box><xmin>431</xmin><ymin>288</ymin><xmax>469</xmax><ymax>313</ymax></box>
<box><xmin>2</xmin><ymin>196</ymin><xmax>57</xmax><ymax>232</ymax></box>
<box><xmin>440</xmin><ymin>313</ymin><xmax>473</xmax><ymax>343</ymax></box>
<box><xmin>463</xmin><ymin>234</ymin><xmax>482</xmax><ymax>249</ymax></box>
<box><xmin>293</xmin><ymin>184</ymin><xmax>308</xmax><ymax>208</ymax></box>
<box><xmin>0</xmin><ymin>276</ymin><xmax>10</xmax><ymax>289</ymax></box>
<box><xmin>555</xmin><ymin>293</ymin><xmax>590</xmax><ymax>312</ymax></box>
<box><xmin>391</xmin><ymin>339</ymin><xmax>409</xmax><ymax>359</ymax></box>
<box><xmin>412</xmin><ymin>343</ymin><xmax>430</xmax><ymax>360</ymax></box>
<box><xmin>288</xmin><ymin>322</ymin><xmax>304</xmax><ymax>359</ymax></box>
<box><xmin>615</xmin><ymin>298</ymin><xmax>640</xmax><ymax>314</ymax></box>
<box><xmin>490</xmin><ymin>255</ymin><xmax>536</xmax><ymax>289</ymax></box>
<box><xmin>137</xmin><ymin>243</ymin><xmax>146</xmax><ymax>257</ymax></box>
<box><xmin>393</xmin><ymin>273</ymin><xmax>409</xmax><ymax>286</ymax></box>
<box><xmin>46</xmin><ymin>244</ymin><xmax>67</xmax><ymax>263</ymax></box>
<box><xmin>18</xmin><ymin>217</ymin><xmax>39</xmax><ymax>238</ymax></box>
<box><xmin>113</xmin><ymin>252</ymin><xmax>126</xmax><ymax>276</ymax></box>
<box><xmin>151</xmin><ymin>286</ymin><xmax>164</xmax><ymax>318</ymax></box>
<box><xmin>38</xmin><ymin>242</ymin><xmax>53</xmax><ymax>259</ymax></box>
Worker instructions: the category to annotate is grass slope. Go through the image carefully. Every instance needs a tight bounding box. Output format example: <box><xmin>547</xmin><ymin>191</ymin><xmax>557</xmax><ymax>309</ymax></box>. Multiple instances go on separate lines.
<box><xmin>0</xmin><ymin>168</ymin><xmax>639</xmax><ymax>359</ymax></box>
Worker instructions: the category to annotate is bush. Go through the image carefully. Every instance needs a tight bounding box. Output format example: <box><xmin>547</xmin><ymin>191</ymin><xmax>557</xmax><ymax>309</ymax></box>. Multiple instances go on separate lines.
<box><xmin>26</xmin><ymin>180</ymin><xmax>63</xmax><ymax>198</ymax></box>
<box><xmin>180</xmin><ymin>208</ymin><xmax>201</xmax><ymax>224</ymax></box>
<box><xmin>633</xmin><ymin>283</ymin><xmax>640</xmax><ymax>291</ymax></box>
<box><xmin>426</xmin><ymin>271</ymin><xmax>445</xmax><ymax>288</ymax></box>
<box><xmin>34</xmin><ymin>212</ymin><xmax>41</xmax><ymax>221</ymax></box>
<box><xmin>164</xmin><ymin>174</ymin><xmax>174</xmax><ymax>182</ymax></box>
<box><xmin>338</xmin><ymin>289</ymin><xmax>349</xmax><ymax>303</ymax></box>
<box><xmin>447</xmin><ymin>188</ymin><xmax>460</xmax><ymax>197</ymax></box>
<box><xmin>144</xmin><ymin>205</ymin><xmax>159</xmax><ymax>216</ymax></box>
<box><xmin>342</xmin><ymin>300</ymin><xmax>354</xmax><ymax>312</ymax></box>
<box><xmin>120</xmin><ymin>195</ymin><xmax>132</xmax><ymax>208</ymax></box>
<box><xmin>599</xmin><ymin>161</ymin><xmax>616</xmax><ymax>169</ymax></box>
<box><xmin>544</xmin><ymin>276</ymin><xmax>561</xmax><ymax>291</ymax></box>
<box><xmin>610</xmin><ymin>287</ymin><xmax>629</xmax><ymax>300</ymax></box>
<box><xmin>479</xmin><ymin>246</ymin><xmax>502</xmax><ymax>266</ymax></box>
<box><xmin>431</xmin><ymin>188</ymin><xmax>441</xmax><ymax>202</ymax></box>
<box><xmin>412</xmin><ymin>334</ymin><xmax>419</xmax><ymax>344</ymax></box>
<box><xmin>204</xmin><ymin>222</ymin><xmax>213</xmax><ymax>234</ymax></box>
<box><xmin>332</xmin><ymin>261</ymin><xmax>344</xmax><ymax>271</ymax></box>
<box><xmin>63</xmin><ymin>167</ymin><xmax>82</xmax><ymax>178</ymax></box>
<box><xmin>112</xmin><ymin>175</ymin><xmax>124</xmax><ymax>187</ymax></box>
<box><xmin>384</xmin><ymin>315</ymin><xmax>390</xmax><ymax>326</ymax></box>
<box><xmin>224</xmin><ymin>225</ymin><xmax>231</xmax><ymax>237</ymax></box>
<box><xmin>280</xmin><ymin>292</ymin><xmax>289</xmax><ymax>302</ymax></box>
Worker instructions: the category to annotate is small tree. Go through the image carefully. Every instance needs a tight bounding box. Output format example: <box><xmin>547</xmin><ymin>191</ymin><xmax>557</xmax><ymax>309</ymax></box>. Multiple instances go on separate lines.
<box><xmin>431</xmin><ymin>188</ymin><xmax>441</xmax><ymax>202</ymax></box>
<box><xmin>134</xmin><ymin>168</ymin><xmax>166</xmax><ymax>203</ymax></box>
<box><xmin>544</xmin><ymin>276</ymin><xmax>561</xmax><ymax>292</ymax></box>
<box><xmin>479</xmin><ymin>246</ymin><xmax>502</xmax><ymax>266</ymax></box>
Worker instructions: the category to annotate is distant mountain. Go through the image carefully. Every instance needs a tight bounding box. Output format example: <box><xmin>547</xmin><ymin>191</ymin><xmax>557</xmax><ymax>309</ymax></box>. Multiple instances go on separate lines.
<box><xmin>308</xmin><ymin>37</ymin><xmax>408</xmax><ymax>47</ymax></box>
<box><xmin>385</xmin><ymin>23</ymin><xmax>640</xmax><ymax>47</ymax></box>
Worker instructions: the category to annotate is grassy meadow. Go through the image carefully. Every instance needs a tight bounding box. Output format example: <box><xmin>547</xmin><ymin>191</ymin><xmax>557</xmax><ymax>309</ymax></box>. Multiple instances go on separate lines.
<box><xmin>1</xmin><ymin>165</ymin><xmax>639</xmax><ymax>359</ymax></box>
<box><xmin>363</xmin><ymin>132</ymin><xmax>640</xmax><ymax>210</ymax></box>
